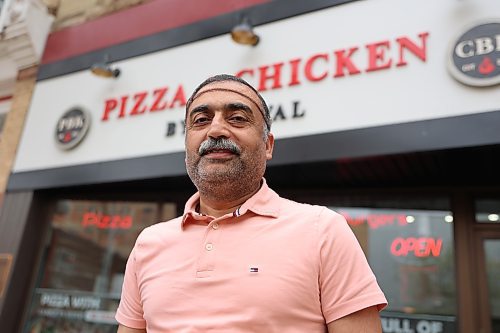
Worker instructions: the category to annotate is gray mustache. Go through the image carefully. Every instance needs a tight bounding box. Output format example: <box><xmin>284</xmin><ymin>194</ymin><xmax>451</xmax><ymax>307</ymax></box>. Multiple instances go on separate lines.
<box><xmin>199</xmin><ymin>138</ymin><xmax>241</xmax><ymax>156</ymax></box>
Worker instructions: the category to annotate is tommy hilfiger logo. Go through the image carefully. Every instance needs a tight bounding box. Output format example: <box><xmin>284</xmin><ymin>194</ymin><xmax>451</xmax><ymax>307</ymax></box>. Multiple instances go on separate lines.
<box><xmin>249</xmin><ymin>267</ymin><xmax>259</xmax><ymax>273</ymax></box>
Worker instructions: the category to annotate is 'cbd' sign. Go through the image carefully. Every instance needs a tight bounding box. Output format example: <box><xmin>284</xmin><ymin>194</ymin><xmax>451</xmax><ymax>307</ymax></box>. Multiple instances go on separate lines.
<box><xmin>448</xmin><ymin>21</ymin><xmax>500</xmax><ymax>86</ymax></box>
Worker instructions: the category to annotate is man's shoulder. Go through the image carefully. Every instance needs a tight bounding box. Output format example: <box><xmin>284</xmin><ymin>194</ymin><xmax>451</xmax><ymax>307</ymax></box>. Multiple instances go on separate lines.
<box><xmin>277</xmin><ymin>195</ymin><xmax>342</xmax><ymax>219</ymax></box>
<box><xmin>272</xmin><ymin>194</ymin><xmax>348</xmax><ymax>232</ymax></box>
<box><xmin>135</xmin><ymin>215</ymin><xmax>183</xmax><ymax>245</ymax></box>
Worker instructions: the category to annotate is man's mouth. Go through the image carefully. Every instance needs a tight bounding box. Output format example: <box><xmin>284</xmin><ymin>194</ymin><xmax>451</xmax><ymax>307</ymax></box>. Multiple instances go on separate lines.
<box><xmin>202</xmin><ymin>149</ymin><xmax>236</xmax><ymax>157</ymax></box>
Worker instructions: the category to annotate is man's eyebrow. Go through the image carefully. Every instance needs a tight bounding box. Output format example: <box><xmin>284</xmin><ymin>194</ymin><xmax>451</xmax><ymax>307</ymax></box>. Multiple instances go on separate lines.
<box><xmin>189</xmin><ymin>102</ymin><xmax>254</xmax><ymax>117</ymax></box>
<box><xmin>189</xmin><ymin>104</ymin><xmax>210</xmax><ymax>117</ymax></box>
<box><xmin>225</xmin><ymin>102</ymin><xmax>253</xmax><ymax>115</ymax></box>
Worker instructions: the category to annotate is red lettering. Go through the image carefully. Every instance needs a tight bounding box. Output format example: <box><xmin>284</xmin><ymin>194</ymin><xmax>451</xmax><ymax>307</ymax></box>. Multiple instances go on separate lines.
<box><xmin>428</xmin><ymin>238</ymin><xmax>443</xmax><ymax>256</ymax></box>
<box><xmin>82</xmin><ymin>212</ymin><xmax>98</xmax><ymax>227</ymax></box>
<box><xmin>118</xmin><ymin>96</ymin><xmax>128</xmax><ymax>118</ymax></box>
<box><xmin>366</xmin><ymin>40</ymin><xmax>392</xmax><ymax>72</ymax></box>
<box><xmin>169</xmin><ymin>85</ymin><xmax>187</xmax><ymax>108</ymax></box>
<box><xmin>258</xmin><ymin>63</ymin><xmax>284</xmax><ymax>91</ymax></box>
<box><xmin>415</xmin><ymin>238</ymin><xmax>428</xmax><ymax>257</ymax></box>
<box><xmin>288</xmin><ymin>58</ymin><xmax>301</xmax><ymax>86</ymax></box>
<box><xmin>121</xmin><ymin>216</ymin><xmax>132</xmax><ymax>229</ymax></box>
<box><xmin>99</xmin><ymin>215</ymin><xmax>110</xmax><ymax>229</ymax></box>
<box><xmin>102</xmin><ymin>99</ymin><xmax>118</xmax><ymax>121</ymax></box>
<box><xmin>391</xmin><ymin>237</ymin><xmax>405</xmax><ymax>256</ymax></box>
<box><xmin>82</xmin><ymin>213</ymin><xmax>133</xmax><ymax>230</ymax></box>
<box><xmin>304</xmin><ymin>53</ymin><xmax>329</xmax><ymax>82</ymax></box>
<box><xmin>367</xmin><ymin>215</ymin><xmax>378</xmax><ymax>229</ymax></box>
<box><xmin>334</xmin><ymin>47</ymin><xmax>361</xmax><ymax>77</ymax></box>
<box><xmin>130</xmin><ymin>91</ymin><xmax>148</xmax><ymax>116</ymax></box>
<box><xmin>391</xmin><ymin>237</ymin><xmax>443</xmax><ymax>257</ymax></box>
<box><xmin>396</xmin><ymin>32</ymin><xmax>429</xmax><ymax>67</ymax></box>
<box><xmin>150</xmin><ymin>87</ymin><xmax>168</xmax><ymax>112</ymax></box>
<box><xmin>406</xmin><ymin>237</ymin><xmax>417</xmax><ymax>254</ymax></box>
<box><xmin>235</xmin><ymin>68</ymin><xmax>254</xmax><ymax>79</ymax></box>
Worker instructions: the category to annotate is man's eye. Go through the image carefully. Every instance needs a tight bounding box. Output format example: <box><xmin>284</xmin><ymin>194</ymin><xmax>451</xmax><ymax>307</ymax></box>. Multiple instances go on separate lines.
<box><xmin>193</xmin><ymin>117</ymin><xmax>210</xmax><ymax>125</ymax></box>
<box><xmin>229</xmin><ymin>115</ymin><xmax>247</xmax><ymax>122</ymax></box>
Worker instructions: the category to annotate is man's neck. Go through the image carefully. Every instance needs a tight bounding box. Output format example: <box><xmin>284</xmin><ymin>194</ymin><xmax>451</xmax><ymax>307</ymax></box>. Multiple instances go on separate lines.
<box><xmin>198</xmin><ymin>181</ymin><xmax>261</xmax><ymax>218</ymax></box>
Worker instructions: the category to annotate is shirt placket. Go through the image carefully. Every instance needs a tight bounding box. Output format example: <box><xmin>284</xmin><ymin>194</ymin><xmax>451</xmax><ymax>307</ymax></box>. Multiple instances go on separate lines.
<box><xmin>195</xmin><ymin>216</ymin><xmax>226</xmax><ymax>278</ymax></box>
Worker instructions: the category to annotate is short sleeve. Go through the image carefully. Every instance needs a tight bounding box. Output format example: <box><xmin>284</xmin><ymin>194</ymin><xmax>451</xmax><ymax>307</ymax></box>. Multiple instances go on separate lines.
<box><xmin>317</xmin><ymin>208</ymin><xmax>387</xmax><ymax>323</ymax></box>
<box><xmin>115</xmin><ymin>245</ymin><xmax>147</xmax><ymax>329</ymax></box>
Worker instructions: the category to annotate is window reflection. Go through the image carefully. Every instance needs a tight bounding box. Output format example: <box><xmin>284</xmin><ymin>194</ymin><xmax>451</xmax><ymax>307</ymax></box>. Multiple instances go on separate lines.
<box><xmin>24</xmin><ymin>200</ymin><xmax>171</xmax><ymax>333</ymax></box>
<box><xmin>330</xmin><ymin>206</ymin><xmax>457</xmax><ymax>332</ymax></box>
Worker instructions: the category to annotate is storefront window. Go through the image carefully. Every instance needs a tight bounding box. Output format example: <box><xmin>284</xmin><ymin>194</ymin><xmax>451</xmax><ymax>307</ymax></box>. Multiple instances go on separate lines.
<box><xmin>475</xmin><ymin>198</ymin><xmax>500</xmax><ymax>224</ymax></box>
<box><xmin>330</xmin><ymin>203</ymin><xmax>457</xmax><ymax>333</ymax></box>
<box><xmin>23</xmin><ymin>200</ymin><xmax>173</xmax><ymax>333</ymax></box>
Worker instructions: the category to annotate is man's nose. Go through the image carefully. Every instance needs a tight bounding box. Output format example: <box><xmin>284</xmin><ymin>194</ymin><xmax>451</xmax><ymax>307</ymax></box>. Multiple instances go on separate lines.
<box><xmin>207</xmin><ymin>113</ymin><xmax>230</xmax><ymax>139</ymax></box>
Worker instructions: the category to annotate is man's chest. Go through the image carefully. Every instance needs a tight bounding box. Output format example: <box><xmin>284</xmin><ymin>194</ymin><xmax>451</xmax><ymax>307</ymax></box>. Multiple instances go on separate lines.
<box><xmin>135</xmin><ymin>222</ymin><xmax>325</xmax><ymax>331</ymax></box>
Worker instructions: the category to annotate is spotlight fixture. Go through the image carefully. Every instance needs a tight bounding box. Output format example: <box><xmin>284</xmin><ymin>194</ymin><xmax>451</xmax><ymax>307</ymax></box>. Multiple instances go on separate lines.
<box><xmin>231</xmin><ymin>16</ymin><xmax>259</xmax><ymax>46</ymax></box>
<box><xmin>91</xmin><ymin>54</ymin><xmax>120</xmax><ymax>78</ymax></box>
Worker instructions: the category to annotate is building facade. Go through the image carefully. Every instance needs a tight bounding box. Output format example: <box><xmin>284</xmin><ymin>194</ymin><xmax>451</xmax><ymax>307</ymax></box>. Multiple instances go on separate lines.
<box><xmin>0</xmin><ymin>0</ymin><xmax>499</xmax><ymax>332</ymax></box>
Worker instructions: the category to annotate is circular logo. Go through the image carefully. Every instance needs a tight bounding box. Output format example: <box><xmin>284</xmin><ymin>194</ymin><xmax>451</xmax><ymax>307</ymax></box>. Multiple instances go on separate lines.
<box><xmin>55</xmin><ymin>107</ymin><xmax>91</xmax><ymax>150</ymax></box>
<box><xmin>448</xmin><ymin>21</ymin><xmax>500</xmax><ymax>86</ymax></box>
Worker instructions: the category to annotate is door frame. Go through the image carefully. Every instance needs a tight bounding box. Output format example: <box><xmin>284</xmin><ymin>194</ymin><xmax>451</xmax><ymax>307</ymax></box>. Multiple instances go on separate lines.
<box><xmin>454</xmin><ymin>191</ymin><xmax>500</xmax><ymax>333</ymax></box>
<box><xmin>474</xmin><ymin>229</ymin><xmax>500</xmax><ymax>333</ymax></box>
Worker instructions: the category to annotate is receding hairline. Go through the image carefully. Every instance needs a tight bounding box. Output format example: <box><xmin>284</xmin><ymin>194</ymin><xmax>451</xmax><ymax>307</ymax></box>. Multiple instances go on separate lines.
<box><xmin>187</xmin><ymin>80</ymin><xmax>264</xmax><ymax>111</ymax></box>
<box><xmin>187</xmin><ymin>86</ymin><xmax>265</xmax><ymax>117</ymax></box>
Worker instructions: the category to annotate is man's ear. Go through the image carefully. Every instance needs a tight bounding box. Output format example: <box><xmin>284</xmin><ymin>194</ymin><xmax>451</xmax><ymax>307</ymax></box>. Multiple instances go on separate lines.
<box><xmin>265</xmin><ymin>133</ymin><xmax>274</xmax><ymax>160</ymax></box>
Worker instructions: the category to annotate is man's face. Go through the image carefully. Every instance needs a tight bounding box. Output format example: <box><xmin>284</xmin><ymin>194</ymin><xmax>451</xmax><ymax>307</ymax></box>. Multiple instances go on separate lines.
<box><xmin>185</xmin><ymin>80</ymin><xmax>274</xmax><ymax>192</ymax></box>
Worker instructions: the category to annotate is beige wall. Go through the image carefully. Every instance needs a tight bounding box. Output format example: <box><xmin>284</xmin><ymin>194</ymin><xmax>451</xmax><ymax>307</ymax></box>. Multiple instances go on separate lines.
<box><xmin>44</xmin><ymin>0</ymin><xmax>150</xmax><ymax>30</ymax></box>
<box><xmin>0</xmin><ymin>67</ymin><xmax>38</xmax><ymax>194</ymax></box>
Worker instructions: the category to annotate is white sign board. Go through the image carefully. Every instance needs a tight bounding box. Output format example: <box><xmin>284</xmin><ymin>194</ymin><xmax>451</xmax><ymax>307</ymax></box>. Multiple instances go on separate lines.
<box><xmin>13</xmin><ymin>0</ymin><xmax>500</xmax><ymax>172</ymax></box>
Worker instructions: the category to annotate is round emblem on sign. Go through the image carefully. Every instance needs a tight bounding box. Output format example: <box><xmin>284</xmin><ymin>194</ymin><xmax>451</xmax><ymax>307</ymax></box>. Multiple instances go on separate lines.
<box><xmin>55</xmin><ymin>107</ymin><xmax>91</xmax><ymax>150</ymax></box>
<box><xmin>448</xmin><ymin>21</ymin><xmax>500</xmax><ymax>86</ymax></box>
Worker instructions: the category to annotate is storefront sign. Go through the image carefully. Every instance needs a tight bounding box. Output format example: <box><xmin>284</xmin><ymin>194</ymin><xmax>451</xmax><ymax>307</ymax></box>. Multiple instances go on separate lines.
<box><xmin>448</xmin><ymin>21</ymin><xmax>500</xmax><ymax>86</ymax></box>
<box><xmin>390</xmin><ymin>237</ymin><xmax>443</xmax><ymax>257</ymax></box>
<box><xmin>101</xmin><ymin>84</ymin><xmax>187</xmax><ymax>121</ymax></box>
<box><xmin>236</xmin><ymin>33</ymin><xmax>428</xmax><ymax>91</ymax></box>
<box><xmin>13</xmin><ymin>0</ymin><xmax>500</xmax><ymax>172</ymax></box>
<box><xmin>381</xmin><ymin>313</ymin><xmax>456</xmax><ymax>333</ymax></box>
<box><xmin>40</xmin><ymin>292</ymin><xmax>101</xmax><ymax>309</ymax></box>
<box><xmin>341</xmin><ymin>212</ymin><xmax>408</xmax><ymax>229</ymax></box>
<box><xmin>95</xmin><ymin>31</ymin><xmax>426</xmax><ymax>142</ymax></box>
<box><xmin>55</xmin><ymin>107</ymin><xmax>91</xmax><ymax>150</ymax></box>
<box><xmin>81</xmin><ymin>212</ymin><xmax>133</xmax><ymax>229</ymax></box>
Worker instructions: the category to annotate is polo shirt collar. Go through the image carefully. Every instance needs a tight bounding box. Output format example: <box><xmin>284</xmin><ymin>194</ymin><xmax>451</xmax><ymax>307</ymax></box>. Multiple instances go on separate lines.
<box><xmin>182</xmin><ymin>178</ymin><xmax>279</xmax><ymax>227</ymax></box>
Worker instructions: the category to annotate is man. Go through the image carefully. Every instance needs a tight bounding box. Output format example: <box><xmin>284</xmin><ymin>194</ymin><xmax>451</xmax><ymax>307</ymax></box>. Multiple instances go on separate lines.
<box><xmin>116</xmin><ymin>74</ymin><xmax>387</xmax><ymax>332</ymax></box>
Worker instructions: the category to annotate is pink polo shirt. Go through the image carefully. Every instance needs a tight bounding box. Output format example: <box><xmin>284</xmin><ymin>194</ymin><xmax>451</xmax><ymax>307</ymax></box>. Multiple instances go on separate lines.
<box><xmin>116</xmin><ymin>180</ymin><xmax>387</xmax><ymax>332</ymax></box>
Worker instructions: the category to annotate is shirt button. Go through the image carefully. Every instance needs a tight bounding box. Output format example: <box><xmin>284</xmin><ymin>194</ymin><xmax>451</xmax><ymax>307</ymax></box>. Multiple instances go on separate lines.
<box><xmin>212</xmin><ymin>222</ymin><xmax>219</xmax><ymax>230</ymax></box>
<box><xmin>205</xmin><ymin>243</ymin><xmax>214</xmax><ymax>251</ymax></box>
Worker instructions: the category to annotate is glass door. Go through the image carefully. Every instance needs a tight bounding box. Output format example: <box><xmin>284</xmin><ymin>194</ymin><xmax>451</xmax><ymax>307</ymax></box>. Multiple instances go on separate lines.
<box><xmin>474</xmin><ymin>198</ymin><xmax>500</xmax><ymax>333</ymax></box>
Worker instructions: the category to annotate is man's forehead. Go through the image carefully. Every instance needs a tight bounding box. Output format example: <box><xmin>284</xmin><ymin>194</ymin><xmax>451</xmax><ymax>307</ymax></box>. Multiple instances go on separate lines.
<box><xmin>190</xmin><ymin>81</ymin><xmax>262</xmax><ymax>109</ymax></box>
